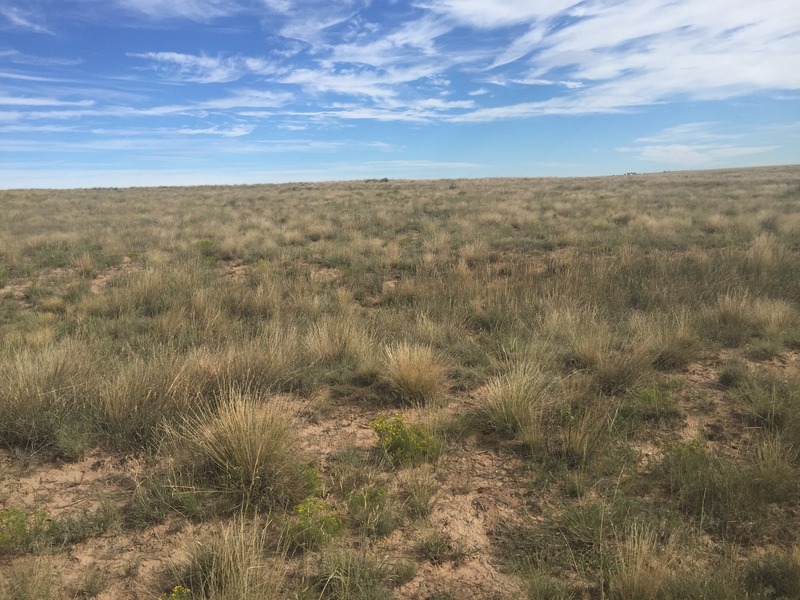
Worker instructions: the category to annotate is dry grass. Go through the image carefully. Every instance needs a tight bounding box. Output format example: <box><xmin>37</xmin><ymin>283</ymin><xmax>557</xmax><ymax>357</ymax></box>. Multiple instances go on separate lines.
<box><xmin>608</xmin><ymin>525</ymin><xmax>675</xmax><ymax>600</ymax></box>
<box><xmin>483</xmin><ymin>361</ymin><xmax>555</xmax><ymax>437</ymax></box>
<box><xmin>165</xmin><ymin>388</ymin><xmax>315</xmax><ymax>510</ymax></box>
<box><xmin>0</xmin><ymin>167</ymin><xmax>799</xmax><ymax>599</ymax></box>
<box><xmin>383</xmin><ymin>342</ymin><xmax>447</xmax><ymax>404</ymax></box>
<box><xmin>178</xmin><ymin>516</ymin><xmax>282</xmax><ymax>600</ymax></box>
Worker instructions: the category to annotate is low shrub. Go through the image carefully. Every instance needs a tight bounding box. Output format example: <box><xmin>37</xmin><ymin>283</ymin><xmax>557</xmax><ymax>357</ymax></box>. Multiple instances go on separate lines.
<box><xmin>285</xmin><ymin>498</ymin><xmax>344</xmax><ymax>553</ymax></box>
<box><xmin>370</xmin><ymin>413</ymin><xmax>439</xmax><ymax>465</ymax></box>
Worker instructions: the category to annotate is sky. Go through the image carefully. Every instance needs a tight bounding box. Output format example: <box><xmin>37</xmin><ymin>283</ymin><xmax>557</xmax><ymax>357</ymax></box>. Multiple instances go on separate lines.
<box><xmin>1</xmin><ymin>0</ymin><xmax>799</xmax><ymax>189</ymax></box>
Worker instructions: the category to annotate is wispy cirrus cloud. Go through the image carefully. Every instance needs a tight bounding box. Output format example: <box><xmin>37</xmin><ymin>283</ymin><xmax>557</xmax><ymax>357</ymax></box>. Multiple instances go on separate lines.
<box><xmin>522</xmin><ymin>0</ymin><xmax>800</xmax><ymax>104</ymax></box>
<box><xmin>176</xmin><ymin>124</ymin><xmax>254</xmax><ymax>137</ymax></box>
<box><xmin>115</xmin><ymin>0</ymin><xmax>242</xmax><ymax>21</ymax></box>
<box><xmin>420</xmin><ymin>0</ymin><xmax>576</xmax><ymax>28</ymax></box>
<box><xmin>0</xmin><ymin>95</ymin><xmax>94</xmax><ymax>107</ymax></box>
<box><xmin>262</xmin><ymin>0</ymin><xmax>366</xmax><ymax>47</ymax></box>
<box><xmin>327</xmin><ymin>16</ymin><xmax>451</xmax><ymax>67</ymax></box>
<box><xmin>130</xmin><ymin>52</ymin><xmax>281</xmax><ymax>83</ymax></box>
<box><xmin>617</xmin><ymin>122</ymin><xmax>782</xmax><ymax>167</ymax></box>
<box><xmin>0</xmin><ymin>6</ymin><xmax>53</xmax><ymax>34</ymax></box>
<box><xmin>626</xmin><ymin>143</ymin><xmax>778</xmax><ymax>167</ymax></box>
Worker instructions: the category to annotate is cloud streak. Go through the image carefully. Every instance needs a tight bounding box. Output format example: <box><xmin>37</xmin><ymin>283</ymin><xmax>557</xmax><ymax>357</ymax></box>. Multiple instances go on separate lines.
<box><xmin>0</xmin><ymin>6</ymin><xmax>53</xmax><ymax>34</ymax></box>
<box><xmin>130</xmin><ymin>52</ymin><xmax>280</xmax><ymax>83</ymax></box>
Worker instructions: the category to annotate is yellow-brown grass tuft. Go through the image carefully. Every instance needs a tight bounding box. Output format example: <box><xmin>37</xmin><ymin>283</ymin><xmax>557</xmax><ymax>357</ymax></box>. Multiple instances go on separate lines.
<box><xmin>383</xmin><ymin>342</ymin><xmax>447</xmax><ymax>404</ymax></box>
<box><xmin>166</xmin><ymin>388</ymin><xmax>315</xmax><ymax>510</ymax></box>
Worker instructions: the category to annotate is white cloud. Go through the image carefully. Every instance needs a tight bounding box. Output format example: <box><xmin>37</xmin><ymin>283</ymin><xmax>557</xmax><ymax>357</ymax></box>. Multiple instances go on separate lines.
<box><xmin>198</xmin><ymin>89</ymin><xmax>294</xmax><ymax>109</ymax></box>
<box><xmin>527</xmin><ymin>0</ymin><xmax>800</xmax><ymax>104</ymax></box>
<box><xmin>264</xmin><ymin>0</ymin><xmax>365</xmax><ymax>47</ymax></box>
<box><xmin>176</xmin><ymin>124</ymin><xmax>254</xmax><ymax>137</ymax></box>
<box><xmin>636</xmin><ymin>123</ymin><xmax>736</xmax><ymax>144</ymax></box>
<box><xmin>130</xmin><ymin>52</ymin><xmax>280</xmax><ymax>83</ymax></box>
<box><xmin>329</xmin><ymin>16</ymin><xmax>451</xmax><ymax>67</ymax></box>
<box><xmin>116</xmin><ymin>0</ymin><xmax>242</xmax><ymax>21</ymax></box>
<box><xmin>419</xmin><ymin>0</ymin><xmax>577</xmax><ymax>28</ymax></box>
<box><xmin>632</xmin><ymin>144</ymin><xmax>777</xmax><ymax>166</ymax></box>
<box><xmin>0</xmin><ymin>6</ymin><xmax>53</xmax><ymax>34</ymax></box>
<box><xmin>0</xmin><ymin>71</ymin><xmax>68</xmax><ymax>82</ymax></box>
<box><xmin>0</xmin><ymin>124</ymin><xmax>76</xmax><ymax>132</ymax></box>
<box><xmin>511</xmin><ymin>77</ymin><xmax>583</xmax><ymax>89</ymax></box>
<box><xmin>0</xmin><ymin>96</ymin><xmax>94</xmax><ymax>107</ymax></box>
<box><xmin>619</xmin><ymin>121</ymin><xmax>783</xmax><ymax>167</ymax></box>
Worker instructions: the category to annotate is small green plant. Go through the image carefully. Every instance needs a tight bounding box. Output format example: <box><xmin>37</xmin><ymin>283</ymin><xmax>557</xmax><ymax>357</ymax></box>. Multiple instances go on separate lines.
<box><xmin>370</xmin><ymin>413</ymin><xmax>438</xmax><ymax>465</ymax></box>
<box><xmin>399</xmin><ymin>465</ymin><xmax>439</xmax><ymax>519</ymax></box>
<box><xmin>76</xmin><ymin>569</ymin><xmax>107</xmax><ymax>598</ymax></box>
<box><xmin>621</xmin><ymin>386</ymin><xmax>682</xmax><ymax>426</ymax></box>
<box><xmin>415</xmin><ymin>530</ymin><xmax>469</xmax><ymax>565</ymax></box>
<box><xmin>286</xmin><ymin>498</ymin><xmax>344</xmax><ymax>552</ymax></box>
<box><xmin>347</xmin><ymin>485</ymin><xmax>399</xmax><ymax>537</ymax></box>
<box><xmin>0</xmin><ymin>505</ymin><xmax>114</xmax><ymax>556</ymax></box>
<box><xmin>744</xmin><ymin>550</ymin><xmax>800</xmax><ymax>599</ymax></box>
<box><xmin>160</xmin><ymin>585</ymin><xmax>193</xmax><ymax>600</ymax></box>
<box><xmin>0</xmin><ymin>509</ymin><xmax>48</xmax><ymax>555</ymax></box>
<box><xmin>718</xmin><ymin>359</ymin><xmax>749</xmax><ymax>388</ymax></box>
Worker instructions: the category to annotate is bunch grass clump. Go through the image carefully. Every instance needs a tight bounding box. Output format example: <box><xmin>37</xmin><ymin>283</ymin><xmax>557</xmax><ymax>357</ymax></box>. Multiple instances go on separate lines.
<box><xmin>165</xmin><ymin>387</ymin><xmax>317</xmax><ymax>511</ymax></box>
<box><xmin>0</xmin><ymin>339</ymin><xmax>99</xmax><ymax>458</ymax></box>
<box><xmin>311</xmin><ymin>545</ymin><xmax>408</xmax><ymax>599</ymax></box>
<box><xmin>658</xmin><ymin>439</ymin><xmax>798</xmax><ymax>539</ymax></box>
<box><xmin>483</xmin><ymin>361</ymin><xmax>554</xmax><ymax>437</ymax></box>
<box><xmin>704</xmin><ymin>291</ymin><xmax>794</xmax><ymax>347</ymax></box>
<box><xmin>383</xmin><ymin>342</ymin><xmax>447</xmax><ymax>404</ymax></box>
<box><xmin>608</xmin><ymin>524</ymin><xmax>675</xmax><ymax>600</ymax></box>
<box><xmin>178</xmin><ymin>516</ymin><xmax>281</xmax><ymax>600</ymax></box>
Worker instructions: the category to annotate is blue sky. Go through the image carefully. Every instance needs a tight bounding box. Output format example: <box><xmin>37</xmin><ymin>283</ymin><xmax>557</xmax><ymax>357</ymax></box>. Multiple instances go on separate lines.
<box><xmin>1</xmin><ymin>0</ymin><xmax>799</xmax><ymax>188</ymax></box>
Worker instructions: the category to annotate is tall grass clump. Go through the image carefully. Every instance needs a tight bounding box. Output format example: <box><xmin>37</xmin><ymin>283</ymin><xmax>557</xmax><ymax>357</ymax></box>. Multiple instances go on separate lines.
<box><xmin>744</xmin><ymin>548</ymin><xmax>800</xmax><ymax>600</ymax></box>
<box><xmin>383</xmin><ymin>342</ymin><xmax>447</xmax><ymax>404</ymax></box>
<box><xmin>219</xmin><ymin>325</ymin><xmax>305</xmax><ymax>393</ymax></box>
<box><xmin>177</xmin><ymin>516</ymin><xmax>282</xmax><ymax>600</ymax></box>
<box><xmin>0</xmin><ymin>559</ymin><xmax>56</xmax><ymax>600</ymax></box>
<box><xmin>744</xmin><ymin>232</ymin><xmax>789</xmax><ymax>276</ymax></box>
<box><xmin>98</xmin><ymin>351</ymin><xmax>224</xmax><ymax>451</ymax></box>
<box><xmin>304</xmin><ymin>316</ymin><xmax>374</xmax><ymax>366</ymax></box>
<box><xmin>569</xmin><ymin>329</ymin><xmax>655</xmax><ymax>395</ymax></box>
<box><xmin>483</xmin><ymin>361</ymin><xmax>554</xmax><ymax>438</ymax></box>
<box><xmin>0</xmin><ymin>340</ymin><xmax>99</xmax><ymax>458</ymax></box>
<box><xmin>704</xmin><ymin>292</ymin><xmax>794</xmax><ymax>347</ymax></box>
<box><xmin>608</xmin><ymin>524</ymin><xmax>674</xmax><ymax>600</ymax></box>
<box><xmin>658</xmin><ymin>439</ymin><xmax>798</xmax><ymax>539</ymax></box>
<box><xmin>311</xmin><ymin>546</ymin><xmax>400</xmax><ymax>600</ymax></box>
<box><xmin>165</xmin><ymin>388</ymin><xmax>317</xmax><ymax>511</ymax></box>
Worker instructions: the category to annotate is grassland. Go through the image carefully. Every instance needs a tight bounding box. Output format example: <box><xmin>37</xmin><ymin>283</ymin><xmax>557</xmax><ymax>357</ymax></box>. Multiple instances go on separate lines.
<box><xmin>1</xmin><ymin>165</ymin><xmax>799</xmax><ymax>599</ymax></box>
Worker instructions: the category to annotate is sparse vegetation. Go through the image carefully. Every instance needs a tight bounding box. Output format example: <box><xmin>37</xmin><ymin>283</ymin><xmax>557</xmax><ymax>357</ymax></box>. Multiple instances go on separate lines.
<box><xmin>1</xmin><ymin>167</ymin><xmax>799</xmax><ymax>598</ymax></box>
<box><xmin>370</xmin><ymin>412</ymin><xmax>440</xmax><ymax>465</ymax></box>
<box><xmin>164</xmin><ymin>387</ymin><xmax>318</xmax><ymax>512</ymax></box>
